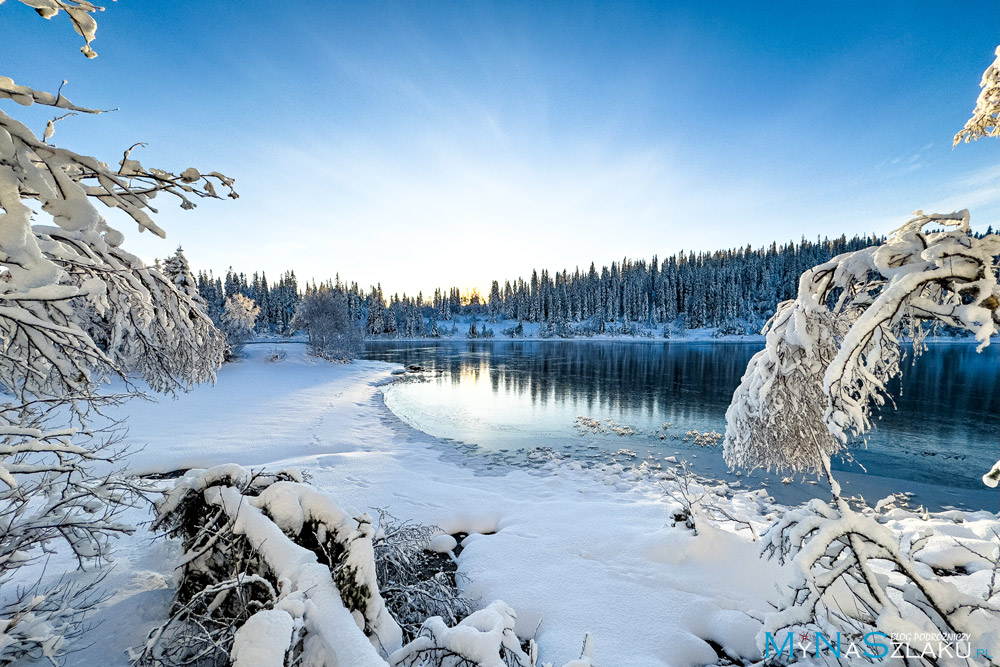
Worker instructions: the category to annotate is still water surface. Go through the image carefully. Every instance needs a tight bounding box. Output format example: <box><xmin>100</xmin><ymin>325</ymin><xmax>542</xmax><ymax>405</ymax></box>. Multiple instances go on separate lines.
<box><xmin>364</xmin><ymin>340</ymin><xmax>999</xmax><ymax>509</ymax></box>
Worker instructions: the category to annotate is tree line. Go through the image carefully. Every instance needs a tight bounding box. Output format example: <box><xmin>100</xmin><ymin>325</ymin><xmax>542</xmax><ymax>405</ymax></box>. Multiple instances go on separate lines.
<box><xmin>187</xmin><ymin>227</ymin><xmax>1000</xmax><ymax>342</ymax></box>
<box><xmin>198</xmin><ymin>234</ymin><xmax>898</xmax><ymax>339</ymax></box>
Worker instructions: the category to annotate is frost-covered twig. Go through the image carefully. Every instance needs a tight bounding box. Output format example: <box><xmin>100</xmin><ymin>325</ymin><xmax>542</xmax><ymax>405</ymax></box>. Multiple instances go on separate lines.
<box><xmin>0</xmin><ymin>569</ymin><xmax>110</xmax><ymax>665</ymax></box>
<box><xmin>373</xmin><ymin>510</ymin><xmax>476</xmax><ymax>644</ymax></box>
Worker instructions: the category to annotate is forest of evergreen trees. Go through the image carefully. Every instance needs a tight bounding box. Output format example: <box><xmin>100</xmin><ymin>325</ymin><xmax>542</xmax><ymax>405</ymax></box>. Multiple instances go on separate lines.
<box><xmin>187</xmin><ymin>234</ymin><xmax>915</xmax><ymax>339</ymax></box>
<box><xmin>194</xmin><ymin>267</ymin><xmax>302</xmax><ymax>334</ymax></box>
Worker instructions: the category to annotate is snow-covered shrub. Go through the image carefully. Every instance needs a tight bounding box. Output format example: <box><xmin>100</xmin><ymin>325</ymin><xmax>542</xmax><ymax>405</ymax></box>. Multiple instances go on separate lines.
<box><xmin>372</xmin><ymin>511</ymin><xmax>476</xmax><ymax>644</ymax></box>
<box><xmin>388</xmin><ymin>604</ymin><xmax>596</xmax><ymax>667</ymax></box>
<box><xmin>570</xmin><ymin>319</ymin><xmax>597</xmax><ymax>337</ymax></box>
<box><xmin>553</xmin><ymin>321</ymin><xmax>574</xmax><ymax>338</ymax></box>
<box><xmin>388</xmin><ymin>601</ymin><xmax>535</xmax><ymax>667</ymax></box>
<box><xmin>604</xmin><ymin>321</ymin><xmax>644</xmax><ymax>337</ymax></box>
<box><xmin>759</xmin><ymin>497</ymin><xmax>1000</xmax><ymax>662</ymax></box>
<box><xmin>146</xmin><ymin>469</ymin><xmax>598</xmax><ymax>667</ymax></box>
<box><xmin>141</xmin><ymin>465</ymin><xmax>401</xmax><ymax>666</ymax></box>
<box><xmin>712</xmin><ymin>319</ymin><xmax>749</xmax><ymax>337</ymax></box>
<box><xmin>293</xmin><ymin>288</ymin><xmax>363</xmax><ymax>361</ymax></box>
<box><xmin>133</xmin><ymin>468</ymin><xmax>291</xmax><ymax>665</ymax></box>
<box><xmin>658</xmin><ymin>462</ymin><xmax>760</xmax><ymax>540</ymax></box>
<box><xmin>502</xmin><ymin>321</ymin><xmax>524</xmax><ymax>338</ymax></box>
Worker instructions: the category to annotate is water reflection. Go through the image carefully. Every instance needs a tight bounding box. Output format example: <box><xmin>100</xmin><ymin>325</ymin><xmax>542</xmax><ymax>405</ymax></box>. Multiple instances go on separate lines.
<box><xmin>364</xmin><ymin>340</ymin><xmax>999</xmax><ymax>496</ymax></box>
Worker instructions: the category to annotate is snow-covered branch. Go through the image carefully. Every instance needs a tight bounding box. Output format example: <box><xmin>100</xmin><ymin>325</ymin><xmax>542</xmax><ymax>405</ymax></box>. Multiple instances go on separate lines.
<box><xmin>725</xmin><ymin>211</ymin><xmax>999</xmax><ymax>478</ymax></box>
<box><xmin>1</xmin><ymin>0</ymin><xmax>105</xmax><ymax>58</ymax></box>
<box><xmin>1</xmin><ymin>8</ymin><xmax>236</xmax><ymax>659</ymax></box>
<box><xmin>955</xmin><ymin>45</ymin><xmax>1000</xmax><ymax>145</ymax></box>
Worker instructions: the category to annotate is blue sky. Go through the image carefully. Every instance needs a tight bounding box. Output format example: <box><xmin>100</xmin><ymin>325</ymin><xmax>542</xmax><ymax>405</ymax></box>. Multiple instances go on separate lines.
<box><xmin>3</xmin><ymin>1</ymin><xmax>998</xmax><ymax>297</ymax></box>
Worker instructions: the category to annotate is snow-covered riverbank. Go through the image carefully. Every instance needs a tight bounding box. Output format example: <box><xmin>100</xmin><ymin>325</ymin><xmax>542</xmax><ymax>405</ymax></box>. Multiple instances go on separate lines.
<box><xmin>34</xmin><ymin>344</ymin><xmax>1000</xmax><ymax>666</ymax></box>
<box><xmin>356</xmin><ymin>317</ymin><xmax>993</xmax><ymax>345</ymax></box>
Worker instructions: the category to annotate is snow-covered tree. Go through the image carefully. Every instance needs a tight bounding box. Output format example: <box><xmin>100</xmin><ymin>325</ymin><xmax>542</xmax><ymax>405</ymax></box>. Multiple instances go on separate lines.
<box><xmin>724</xmin><ymin>210</ymin><xmax>999</xmax><ymax>476</ymax></box>
<box><xmin>723</xmin><ymin>212</ymin><xmax>1000</xmax><ymax>665</ymax></box>
<box><xmin>1</xmin><ymin>4</ymin><xmax>234</xmax><ymax>660</ymax></box>
<box><xmin>724</xmin><ymin>46</ymin><xmax>1000</xmax><ymax>660</ymax></box>
<box><xmin>220</xmin><ymin>293</ymin><xmax>260</xmax><ymax>358</ymax></box>
<box><xmin>293</xmin><ymin>287</ymin><xmax>363</xmax><ymax>361</ymax></box>
<box><xmin>162</xmin><ymin>246</ymin><xmax>207</xmax><ymax>310</ymax></box>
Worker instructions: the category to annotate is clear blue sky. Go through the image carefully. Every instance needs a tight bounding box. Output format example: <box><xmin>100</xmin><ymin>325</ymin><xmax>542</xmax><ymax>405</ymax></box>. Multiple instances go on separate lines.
<box><xmin>3</xmin><ymin>1</ymin><xmax>998</xmax><ymax>297</ymax></box>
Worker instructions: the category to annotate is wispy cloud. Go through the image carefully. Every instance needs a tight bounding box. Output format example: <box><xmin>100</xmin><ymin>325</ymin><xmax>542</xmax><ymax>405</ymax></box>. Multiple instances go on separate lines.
<box><xmin>921</xmin><ymin>164</ymin><xmax>1000</xmax><ymax>218</ymax></box>
<box><xmin>875</xmin><ymin>142</ymin><xmax>935</xmax><ymax>178</ymax></box>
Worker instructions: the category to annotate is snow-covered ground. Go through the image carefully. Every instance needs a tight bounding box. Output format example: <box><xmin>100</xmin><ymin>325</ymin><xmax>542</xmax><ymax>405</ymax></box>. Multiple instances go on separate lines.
<box><xmin>27</xmin><ymin>343</ymin><xmax>998</xmax><ymax>666</ymax></box>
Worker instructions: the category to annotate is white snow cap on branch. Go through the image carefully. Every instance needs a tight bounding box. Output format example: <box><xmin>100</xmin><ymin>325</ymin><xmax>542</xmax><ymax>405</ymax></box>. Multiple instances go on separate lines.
<box><xmin>1</xmin><ymin>5</ymin><xmax>237</xmax><ymax>664</ymax></box>
<box><xmin>984</xmin><ymin>460</ymin><xmax>1000</xmax><ymax>488</ymax></box>
<box><xmin>3</xmin><ymin>0</ymin><xmax>104</xmax><ymax>58</ymax></box>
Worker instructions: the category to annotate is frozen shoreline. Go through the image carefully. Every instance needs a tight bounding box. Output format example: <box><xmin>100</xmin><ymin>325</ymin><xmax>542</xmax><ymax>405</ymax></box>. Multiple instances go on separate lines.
<box><xmin>374</xmin><ymin>368</ymin><xmax>999</xmax><ymax>513</ymax></box>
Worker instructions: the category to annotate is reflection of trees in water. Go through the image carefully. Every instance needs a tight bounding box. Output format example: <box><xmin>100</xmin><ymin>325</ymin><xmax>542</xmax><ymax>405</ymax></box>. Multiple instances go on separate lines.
<box><xmin>367</xmin><ymin>340</ymin><xmax>998</xmax><ymax>434</ymax></box>
<box><xmin>860</xmin><ymin>344</ymin><xmax>1000</xmax><ymax>478</ymax></box>
<box><xmin>368</xmin><ymin>341</ymin><xmax>761</xmax><ymax>421</ymax></box>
